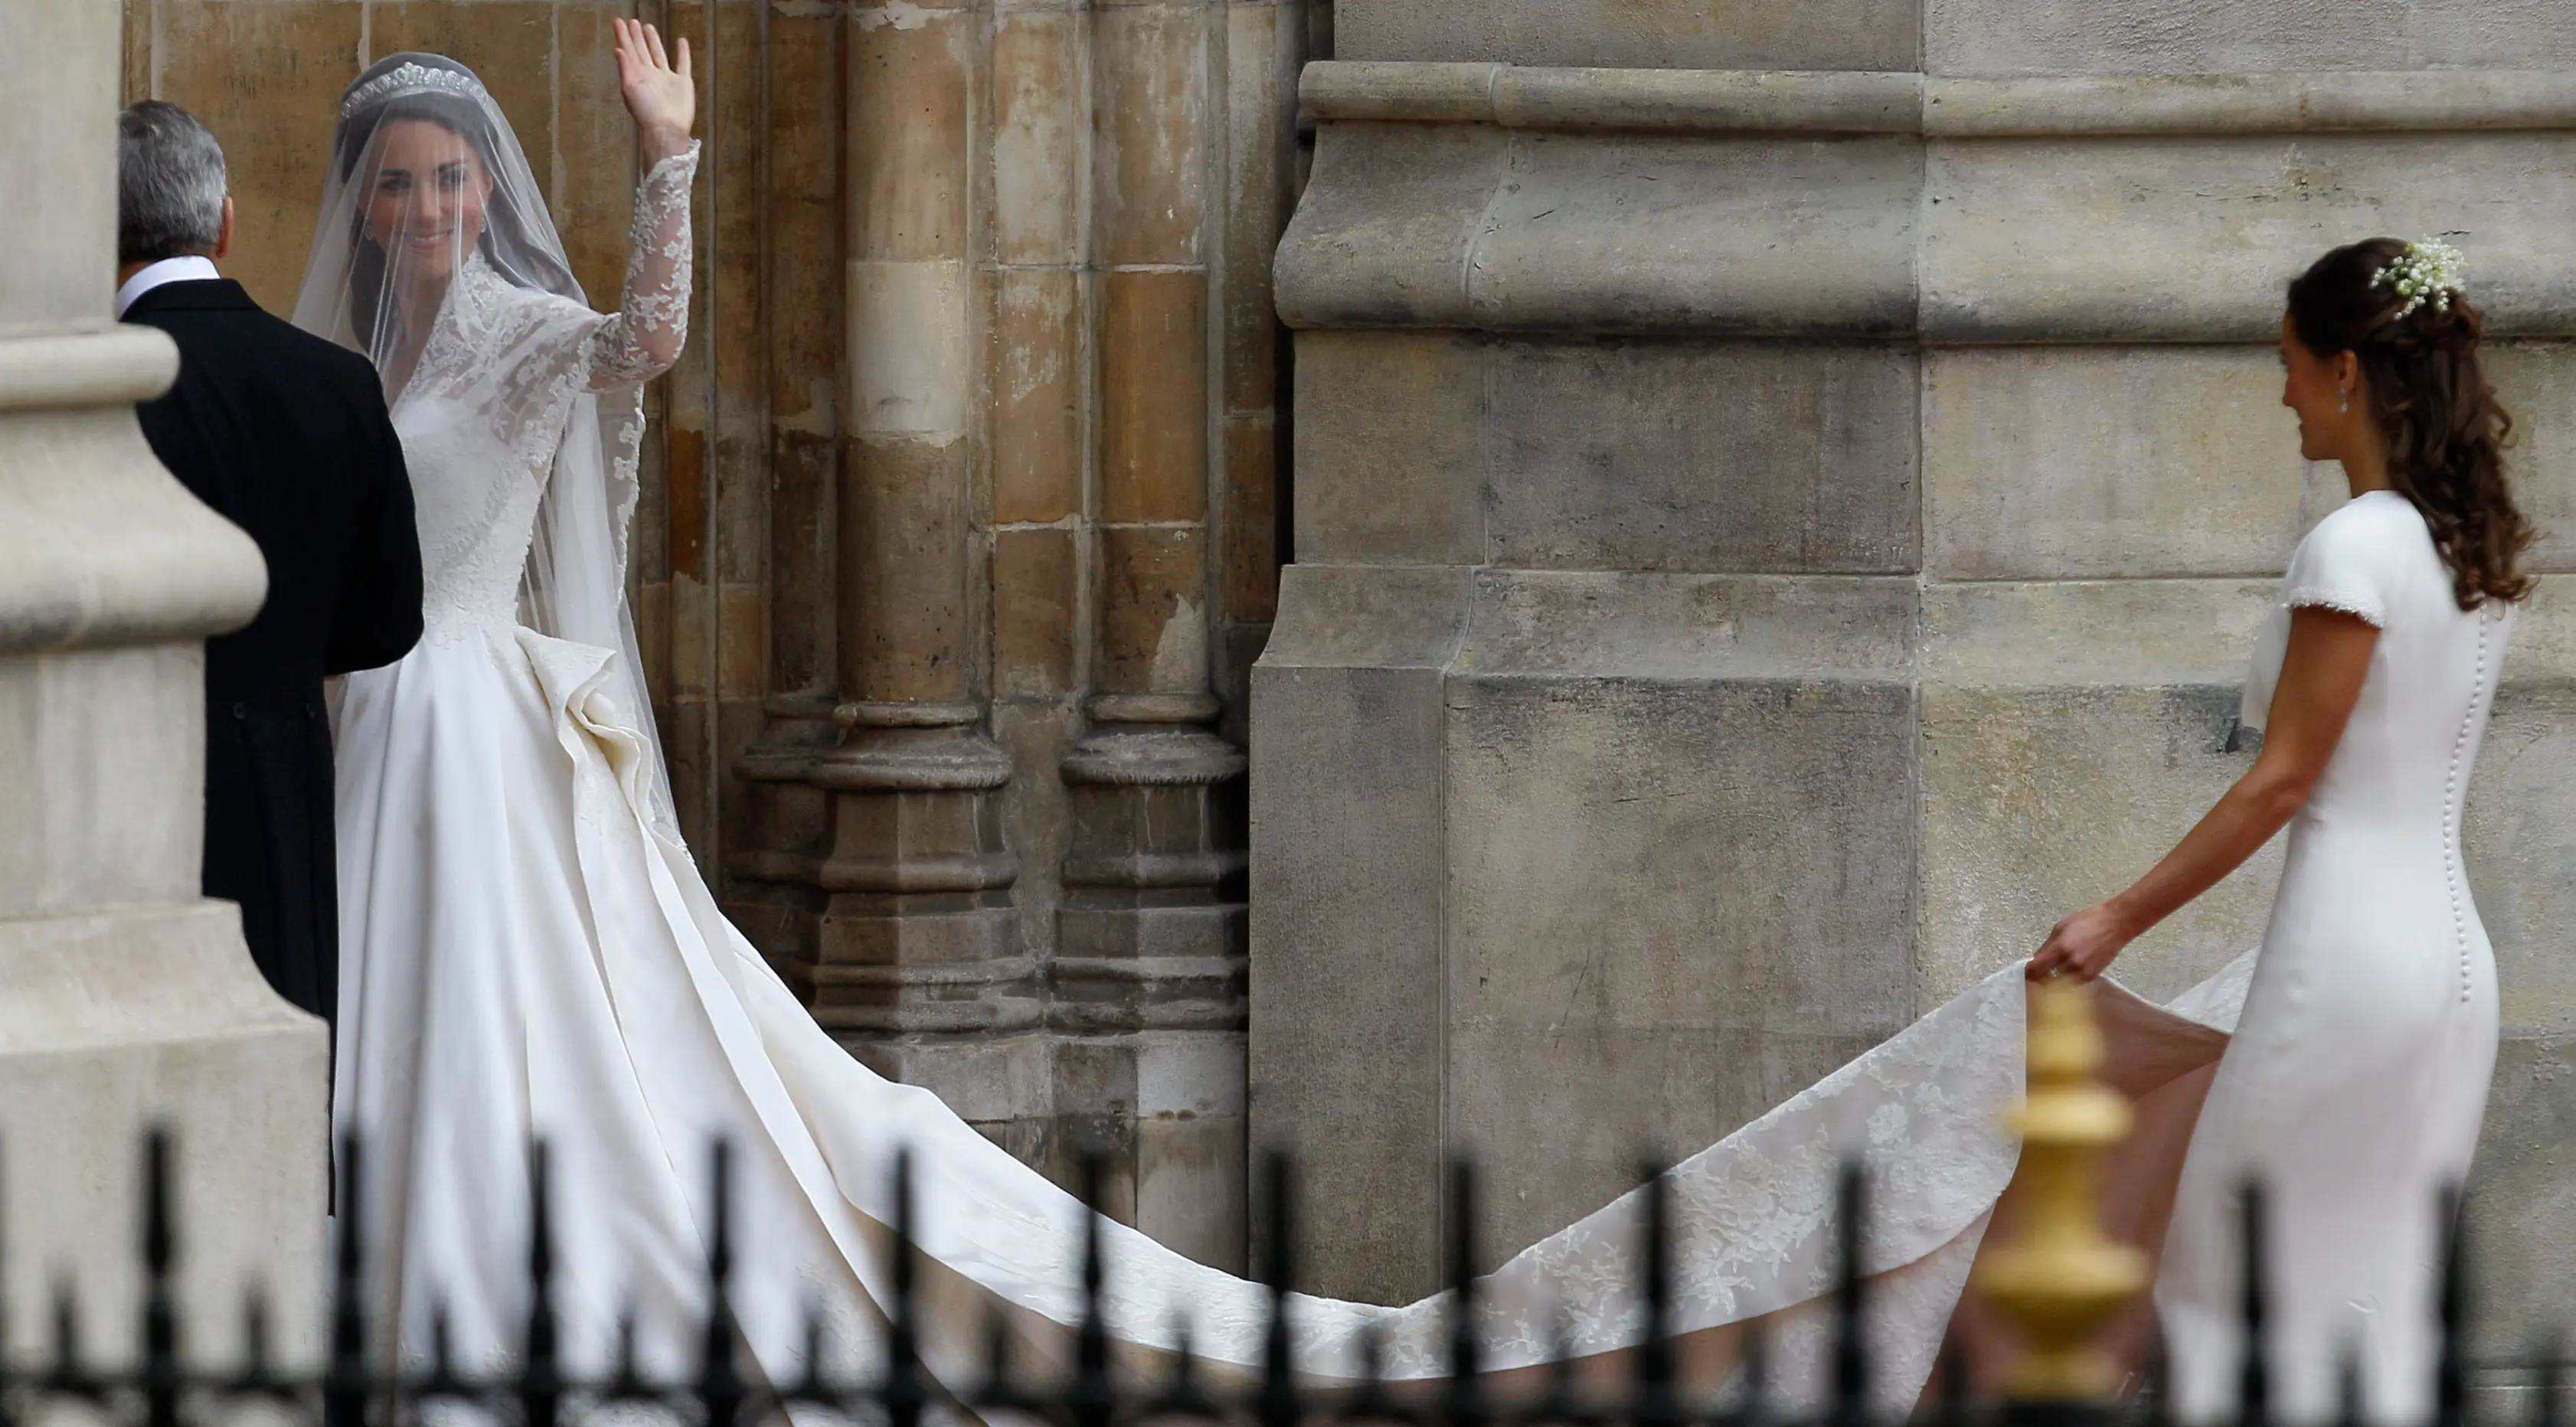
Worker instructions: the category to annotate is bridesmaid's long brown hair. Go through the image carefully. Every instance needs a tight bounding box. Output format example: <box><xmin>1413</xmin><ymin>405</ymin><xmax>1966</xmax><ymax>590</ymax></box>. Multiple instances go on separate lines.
<box><xmin>2287</xmin><ymin>238</ymin><xmax>2534</xmax><ymax>610</ymax></box>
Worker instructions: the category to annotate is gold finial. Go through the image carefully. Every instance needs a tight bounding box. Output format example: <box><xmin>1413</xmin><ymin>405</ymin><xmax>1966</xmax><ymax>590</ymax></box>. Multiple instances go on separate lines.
<box><xmin>1974</xmin><ymin>978</ymin><xmax>2150</xmax><ymax>1400</ymax></box>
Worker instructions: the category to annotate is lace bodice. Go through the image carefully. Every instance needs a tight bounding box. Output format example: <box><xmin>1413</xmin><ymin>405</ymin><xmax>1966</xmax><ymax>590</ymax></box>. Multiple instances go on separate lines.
<box><xmin>396</xmin><ymin>143</ymin><xmax>698</xmax><ymax>634</ymax></box>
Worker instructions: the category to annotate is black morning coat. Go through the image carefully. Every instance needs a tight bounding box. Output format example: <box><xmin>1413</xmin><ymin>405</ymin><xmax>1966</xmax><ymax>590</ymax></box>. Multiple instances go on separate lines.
<box><xmin>124</xmin><ymin>276</ymin><xmax>425</xmax><ymax>1034</ymax></box>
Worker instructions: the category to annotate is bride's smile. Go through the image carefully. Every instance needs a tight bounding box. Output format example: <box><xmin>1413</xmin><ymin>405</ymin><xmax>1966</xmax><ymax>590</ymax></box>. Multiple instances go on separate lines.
<box><xmin>361</xmin><ymin>119</ymin><xmax>491</xmax><ymax>284</ymax></box>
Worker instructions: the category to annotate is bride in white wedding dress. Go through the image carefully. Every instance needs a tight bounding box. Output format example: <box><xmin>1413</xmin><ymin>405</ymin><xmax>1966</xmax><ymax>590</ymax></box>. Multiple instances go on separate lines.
<box><xmin>302</xmin><ymin>34</ymin><xmax>2527</xmax><ymax>1424</ymax></box>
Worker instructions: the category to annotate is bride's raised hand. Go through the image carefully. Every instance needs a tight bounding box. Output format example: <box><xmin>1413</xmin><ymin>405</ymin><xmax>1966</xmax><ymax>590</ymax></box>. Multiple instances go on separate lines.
<box><xmin>614</xmin><ymin>18</ymin><xmax>695</xmax><ymax>163</ymax></box>
<box><xmin>2026</xmin><ymin>900</ymin><xmax>2136</xmax><ymax>982</ymax></box>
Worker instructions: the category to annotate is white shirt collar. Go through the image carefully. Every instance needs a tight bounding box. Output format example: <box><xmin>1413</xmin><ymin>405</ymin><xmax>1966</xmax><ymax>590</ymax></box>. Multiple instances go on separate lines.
<box><xmin>116</xmin><ymin>256</ymin><xmax>223</xmax><ymax>318</ymax></box>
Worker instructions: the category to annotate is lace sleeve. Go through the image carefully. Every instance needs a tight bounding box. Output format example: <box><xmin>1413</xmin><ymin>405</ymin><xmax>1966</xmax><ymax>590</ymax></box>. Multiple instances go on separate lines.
<box><xmin>582</xmin><ymin>140</ymin><xmax>700</xmax><ymax>390</ymax></box>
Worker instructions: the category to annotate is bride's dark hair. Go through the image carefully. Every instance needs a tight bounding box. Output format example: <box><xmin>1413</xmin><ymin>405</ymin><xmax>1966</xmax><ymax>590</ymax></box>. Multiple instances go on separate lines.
<box><xmin>2287</xmin><ymin>237</ymin><xmax>2533</xmax><ymax>609</ymax></box>
<box><xmin>332</xmin><ymin>52</ymin><xmax>580</xmax><ymax>351</ymax></box>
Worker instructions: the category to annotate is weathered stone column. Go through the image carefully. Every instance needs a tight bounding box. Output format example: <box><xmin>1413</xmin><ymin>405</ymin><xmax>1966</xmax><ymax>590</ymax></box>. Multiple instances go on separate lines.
<box><xmin>0</xmin><ymin>0</ymin><xmax>325</xmax><ymax>1364</ymax></box>
<box><xmin>816</xmin><ymin>0</ymin><xmax>1044</xmax><ymax>1151</ymax></box>
<box><xmin>727</xmin><ymin>8</ymin><xmax>848</xmax><ymax>1002</ymax></box>
<box><xmin>1047</xmin><ymin>0</ymin><xmax>1252</xmax><ymax>1270</ymax></box>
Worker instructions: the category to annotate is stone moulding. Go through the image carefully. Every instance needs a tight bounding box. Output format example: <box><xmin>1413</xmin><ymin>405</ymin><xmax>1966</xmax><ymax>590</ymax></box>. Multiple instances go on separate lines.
<box><xmin>0</xmin><ymin>327</ymin><xmax>181</xmax><ymax>411</ymax></box>
<box><xmin>1298</xmin><ymin>61</ymin><xmax>2576</xmax><ymax>136</ymax></box>
<box><xmin>1276</xmin><ymin>65</ymin><xmax>2576</xmax><ymax>341</ymax></box>
<box><xmin>0</xmin><ymin>327</ymin><xmax>266</xmax><ymax>654</ymax></box>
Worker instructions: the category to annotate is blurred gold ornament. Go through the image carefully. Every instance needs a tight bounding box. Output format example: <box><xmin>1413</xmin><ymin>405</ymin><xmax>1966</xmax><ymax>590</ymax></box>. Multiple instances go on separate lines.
<box><xmin>1976</xmin><ymin>978</ymin><xmax>2150</xmax><ymax>1401</ymax></box>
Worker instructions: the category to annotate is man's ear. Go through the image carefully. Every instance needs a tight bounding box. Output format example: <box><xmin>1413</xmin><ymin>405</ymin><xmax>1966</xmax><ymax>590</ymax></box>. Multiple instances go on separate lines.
<box><xmin>214</xmin><ymin>196</ymin><xmax>235</xmax><ymax>262</ymax></box>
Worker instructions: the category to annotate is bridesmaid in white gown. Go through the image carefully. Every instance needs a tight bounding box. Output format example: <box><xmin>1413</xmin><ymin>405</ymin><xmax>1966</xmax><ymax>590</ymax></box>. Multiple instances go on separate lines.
<box><xmin>300</xmin><ymin>30</ymin><xmax>2527</xmax><ymax>1422</ymax></box>
<box><xmin>2027</xmin><ymin>236</ymin><xmax>2530</xmax><ymax>1423</ymax></box>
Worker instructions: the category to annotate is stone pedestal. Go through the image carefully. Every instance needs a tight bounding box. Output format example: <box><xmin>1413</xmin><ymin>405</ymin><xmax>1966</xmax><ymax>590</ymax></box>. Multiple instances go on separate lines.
<box><xmin>1054</xmin><ymin>707</ymin><xmax>1250</xmax><ymax>1272</ymax></box>
<box><xmin>0</xmin><ymin>2</ymin><xmax>329</xmax><ymax>1368</ymax></box>
<box><xmin>1254</xmin><ymin>2</ymin><xmax>2576</xmax><ymax>1346</ymax></box>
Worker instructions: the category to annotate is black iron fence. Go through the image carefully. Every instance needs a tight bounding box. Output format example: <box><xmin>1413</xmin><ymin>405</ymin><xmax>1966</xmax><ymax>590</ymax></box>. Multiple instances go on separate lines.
<box><xmin>5</xmin><ymin>1131</ymin><xmax>2565</xmax><ymax>1427</ymax></box>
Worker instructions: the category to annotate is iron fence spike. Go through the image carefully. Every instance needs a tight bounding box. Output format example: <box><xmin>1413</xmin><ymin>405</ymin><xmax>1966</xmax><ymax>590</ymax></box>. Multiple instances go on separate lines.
<box><xmin>887</xmin><ymin>1146</ymin><xmax>927</xmax><ymax>1427</ymax></box>
<box><xmin>2438</xmin><ymin>1186</ymin><xmax>2466</xmax><ymax>1427</ymax></box>
<box><xmin>1072</xmin><ymin>1141</ymin><xmax>1112</xmax><ymax>1427</ymax></box>
<box><xmin>1832</xmin><ymin>1160</ymin><xmax>1868</xmax><ymax>1427</ymax></box>
<box><xmin>2239</xmin><ymin>1179</ymin><xmax>2270</xmax><ymax>1427</ymax></box>
<box><xmin>1262</xmin><ymin>1149</ymin><xmax>1300</xmax><ymax>1427</ymax></box>
<box><xmin>700</xmin><ymin>1138</ymin><xmax>745</xmax><ymax>1427</ymax></box>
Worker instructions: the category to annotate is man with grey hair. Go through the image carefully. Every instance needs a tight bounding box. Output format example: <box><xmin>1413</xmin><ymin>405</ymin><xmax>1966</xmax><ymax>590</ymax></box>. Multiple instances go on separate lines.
<box><xmin>119</xmin><ymin>99</ymin><xmax>425</xmax><ymax>1040</ymax></box>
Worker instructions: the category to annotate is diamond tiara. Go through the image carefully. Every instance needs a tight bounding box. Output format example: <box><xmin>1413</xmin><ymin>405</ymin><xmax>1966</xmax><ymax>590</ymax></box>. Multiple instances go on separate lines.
<box><xmin>338</xmin><ymin>61</ymin><xmax>489</xmax><ymax>119</ymax></box>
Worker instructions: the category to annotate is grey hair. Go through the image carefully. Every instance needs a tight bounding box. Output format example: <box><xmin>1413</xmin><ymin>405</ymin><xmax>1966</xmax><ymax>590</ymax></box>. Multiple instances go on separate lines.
<box><xmin>118</xmin><ymin>100</ymin><xmax>228</xmax><ymax>265</ymax></box>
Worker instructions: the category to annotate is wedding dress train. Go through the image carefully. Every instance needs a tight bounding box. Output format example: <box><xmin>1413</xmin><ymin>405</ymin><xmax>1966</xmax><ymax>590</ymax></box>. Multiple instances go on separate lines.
<box><xmin>312</xmin><ymin>60</ymin><xmax>2502</xmax><ymax>1426</ymax></box>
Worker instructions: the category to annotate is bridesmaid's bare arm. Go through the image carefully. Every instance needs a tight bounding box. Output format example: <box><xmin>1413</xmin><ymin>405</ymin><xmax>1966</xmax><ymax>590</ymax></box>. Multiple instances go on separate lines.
<box><xmin>2026</xmin><ymin>606</ymin><xmax>2378</xmax><ymax>981</ymax></box>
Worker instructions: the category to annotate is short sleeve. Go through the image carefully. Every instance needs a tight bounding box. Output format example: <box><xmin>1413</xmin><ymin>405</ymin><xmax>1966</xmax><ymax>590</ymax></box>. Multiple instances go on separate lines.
<box><xmin>2280</xmin><ymin>502</ymin><xmax>2395</xmax><ymax>629</ymax></box>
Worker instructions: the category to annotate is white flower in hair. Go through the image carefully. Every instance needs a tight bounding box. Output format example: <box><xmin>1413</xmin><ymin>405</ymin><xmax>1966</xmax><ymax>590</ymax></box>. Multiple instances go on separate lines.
<box><xmin>2372</xmin><ymin>237</ymin><xmax>2466</xmax><ymax>320</ymax></box>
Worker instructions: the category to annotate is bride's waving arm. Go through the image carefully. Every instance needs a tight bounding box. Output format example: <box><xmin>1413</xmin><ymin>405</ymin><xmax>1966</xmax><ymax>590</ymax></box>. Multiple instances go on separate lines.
<box><xmin>2027</xmin><ymin>607</ymin><xmax>2378</xmax><ymax>982</ymax></box>
<box><xmin>584</xmin><ymin>18</ymin><xmax>698</xmax><ymax>389</ymax></box>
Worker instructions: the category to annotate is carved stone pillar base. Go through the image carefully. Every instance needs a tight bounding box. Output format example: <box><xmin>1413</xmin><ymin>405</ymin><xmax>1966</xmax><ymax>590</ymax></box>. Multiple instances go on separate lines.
<box><xmin>807</xmin><ymin>703</ymin><xmax>1035</xmax><ymax>1037</ymax></box>
<box><xmin>1052</xmin><ymin>697</ymin><xmax>1249</xmax><ymax>1270</ymax></box>
<box><xmin>724</xmin><ymin>695</ymin><xmax>843</xmax><ymax>1000</ymax></box>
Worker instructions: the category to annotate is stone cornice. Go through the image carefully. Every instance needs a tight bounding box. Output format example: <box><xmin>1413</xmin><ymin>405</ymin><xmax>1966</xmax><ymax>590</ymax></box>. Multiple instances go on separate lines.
<box><xmin>1276</xmin><ymin>67</ymin><xmax>2576</xmax><ymax>340</ymax></box>
<box><xmin>1299</xmin><ymin>62</ymin><xmax>2576</xmax><ymax>136</ymax></box>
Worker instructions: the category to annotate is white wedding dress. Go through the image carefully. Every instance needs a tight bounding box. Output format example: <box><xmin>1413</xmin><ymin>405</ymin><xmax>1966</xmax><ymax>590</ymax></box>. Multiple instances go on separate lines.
<box><xmin>312</xmin><ymin>57</ymin><xmax>2502</xmax><ymax>1425</ymax></box>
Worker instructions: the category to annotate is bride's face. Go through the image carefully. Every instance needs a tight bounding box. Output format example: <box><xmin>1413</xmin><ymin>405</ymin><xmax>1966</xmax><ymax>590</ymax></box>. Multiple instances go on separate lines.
<box><xmin>364</xmin><ymin>119</ymin><xmax>495</xmax><ymax>285</ymax></box>
<box><xmin>2279</xmin><ymin>313</ymin><xmax>2361</xmax><ymax>464</ymax></box>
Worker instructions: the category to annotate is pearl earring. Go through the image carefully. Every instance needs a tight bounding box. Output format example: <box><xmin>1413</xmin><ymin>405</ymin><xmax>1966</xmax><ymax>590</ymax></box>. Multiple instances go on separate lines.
<box><xmin>2338</xmin><ymin>389</ymin><xmax>2349</xmax><ymax>413</ymax></box>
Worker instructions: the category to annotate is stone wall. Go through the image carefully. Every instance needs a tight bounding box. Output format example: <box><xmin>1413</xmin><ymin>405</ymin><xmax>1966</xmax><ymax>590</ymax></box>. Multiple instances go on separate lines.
<box><xmin>120</xmin><ymin>0</ymin><xmax>1314</xmax><ymax>1270</ymax></box>
<box><xmin>1254</xmin><ymin>2</ymin><xmax>2576</xmax><ymax>1363</ymax></box>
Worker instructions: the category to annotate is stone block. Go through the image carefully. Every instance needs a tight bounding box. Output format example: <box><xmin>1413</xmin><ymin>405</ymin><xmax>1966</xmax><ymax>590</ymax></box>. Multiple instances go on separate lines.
<box><xmin>1091</xmin><ymin>3</ymin><xmax>1208</xmax><ymax>266</ymax></box>
<box><xmin>2460</xmin><ymin>1031</ymin><xmax>2576</xmax><ymax>1358</ymax></box>
<box><xmin>850</xmin><ymin>6</ymin><xmax>971</xmax><ymax>261</ymax></box>
<box><xmin>1100</xmin><ymin>269</ymin><xmax>1210</xmax><ymax>524</ymax></box>
<box><xmin>1221</xmin><ymin>2</ymin><xmax>1298</xmax><ymax>416</ymax></box>
<box><xmin>152</xmin><ymin>0</ymin><xmax>363</xmax><ymax>313</ymax></box>
<box><xmin>766</xmin><ymin>429</ymin><xmax>838</xmax><ymax>695</ymax></box>
<box><xmin>849</xmin><ymin>260</ymin><xmax>973</xmax><ymax>439</ymax></box>
<box><xmin>1098</xmin><ymin>527</ymin><xmax>1209</xmax><ymax>696</ymax></box>
<box><xmin>841</xmin><ymin>437</ymin><xmax>969</xmax><ymax>702</ymax></box>
<box><xmin>1248</xmin><ymin>564</ymin><xmax>1473</xmax><ymax>1301</ymax></box>
<box><xmin>1924</xmin><ymin>0</ymin><xmax>2576</xmax><ymax>77</ymax></box>
<box><xmin>988</xmin><ymin>268</ymin><xmax>1083</xmax><ymax>524</ymax></box>
<box><xmin>1453</xmin><ymin>571</ymin><xmax>1919</xmax><ymax>680</ymax></box>
<box><xmin>1277</xmin><ymin>125</ymin><xmax>1922</xmax><ymax>336</ymax></box>
<box><xmin>1922</xmin><ymin>133</ymin><xmax>2576</xmax><ymax>342</ymax></box>
<box><xmin>557</xmin><ymin>2</ymin><xmax>643</xmax><ymax>309</ymax></box>
<box><xmin>0</xmin><ymin>647</ymin><xmax>208</xmax><ymax>915</ymax></box>
<box><xmin>1924</xmin><ymin>347</ymin><xmax>2342</xmax><ymax>580</ymax></box>
<box><xmin>1218</xmin><ymin>413</ymin><xmax>1280</xmax><ymax>623</ymax></box>
<box><xmin>1334</xmin><ymin>0</ymin><xmax>1917</xmax><ymax>71</ymax></box>
<box><xmin>993</xmin><ymin>527</ymin><xmax>1078</xmax><ymax>698</ymax></box>
<box><xmin>1247</xmin><ymin>665</ymin><xmax>1453</xmax><ymax>1301</ymax></box>
<box><xmin>1924</xmin><ymin>578</ymin><xmax>2276</xmax><ymax>688</ymax></box>
<box><xmin>2463</xmin><ymin>678</ymin><xmax>2576</xmax><ymax>1040</ymax></box>
<box><xmin>991</xmin><ymin>8</ymin><xmax>1083</xmax><ymax>265</ymax></box>
<box><xmin>1133</xmin><ymin>1037</ymin><xmax>1248</xmax><ymax>1272</ymax></box>
<box><xmin>852</xmin><ymin>1032</ymin><xmax>1054</xmax><ymax>1131</ymax></box>
<box><xmin>1443</xmin><ymin>674</ymin><xmax>1917</xmax><ymax>1262</ymax></box>
<box><xmin>2483</xmin><ymin>342</ymin><xmax>2576</xmax><ymax>575</ymax></box>
<box><xmin>1483</xmin><ymin>341</ymin><xmax>1918</xmax><ymax>575</ymax></box>
<box><xmin>1290</xmin><ymin>330</ymin><xmax>1486</xmax><ymax>567</ymax></box>
<box><xmin>718</xmin><ymin>584</ymin><xmax>765</xmax><ymax>700</ymax></box>
<box><xmin>1917</xmin><ymin>681</ymin><xmax>2280</xmax><ymax>1013</ymax></box>
<box><xmin>0</xmin><ymin>903</ymin><xmax>328</xmax><ymax>1367</ymax></box>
